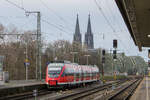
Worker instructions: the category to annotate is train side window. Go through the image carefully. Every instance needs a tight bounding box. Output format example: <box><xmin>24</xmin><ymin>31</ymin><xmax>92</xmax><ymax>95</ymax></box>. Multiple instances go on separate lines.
<box><xmin>65</xmin><ymin>68</ymin><xmax>69</xmax><ymax>76</ymax></box>
<box><xmin>62</xmin><ymin>67</ymin><xmax>74</xmax><ymax>76</ymax></box>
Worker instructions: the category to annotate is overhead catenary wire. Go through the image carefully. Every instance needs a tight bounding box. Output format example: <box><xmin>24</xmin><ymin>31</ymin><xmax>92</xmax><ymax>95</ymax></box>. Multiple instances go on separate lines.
<box><xmin>94</xmin><ymin>0</ymin><xmax>126</xmax><ymax>34</ymax></box>
<box><xmin>43</xmin><ymin>32</ymin><xmax>70</xmax><ymax>41</ymax></box>
<box><xmin>94</xmin><ymin>0</ymin><xmax>129</xmax><ymax>40</ymax></box>
<box><xmin>39</xmin><ymin>0</ymin><xmax>74</xmax><ymax>28</ymax></box>
<box><xmin>5</xmin><ymin>0</ymin><xmax>134</xmax><ymax>54</ymax></box>
<box><xmin>5</xmin><ymin>0</ymin><xmax>27</xmax><ymax>12</ymax></box>
<box><xmin>94</xmin><ymin>0</ymin><xmax>132</xmax><ymax>54</ymax></box>
<box><xmin>0</xmin><ymin>15</ymin><xmax>35</xmax><ymax>28</ymax></box>
<box><xmin>99</xmin><ymin>0</ymin><xmax>117</xmax><ymax>30</ymax></box>
<box><xmin>3</xmin><ymin>1</ymin><xmax>74</xmax><ymax>47</ymax></box>
<box><xmin>4</xmin><ymin>0</ymin><xmax>73</xmax><ymax>36</ymax></box>
<box><xmin>39</xmin><ymin>0</ymin><xmax>67</xmax><ymax>23</ymax></box>
<box><xmin>106</xmin><ymin>0</ymin><xmax>134</xmax><ymax>54</ymax></box>
<box><xmin>110</xmin><ymin>0</ymin><xmax>129</xmax><ymax>33</ymax></box>
<box><xmin>41</xmin><ymin>16</ymin><xmax>72</xmax><ymax>33</ymax></box>
<box><xmin>0</xmin><ymin>16</ymin><xmax>72</xmax><ymax>40</ymax></box>
<box><xmin>103</xmin><ymin>0</ymin><xmax>124</xmax><ymax>32</ymax></box>
<box><xmin>94</xmin><ymin>0</ymin><xmax>115</xmax><ymax>32</ymax></box>
<box><xmin>39</xmin><ymin>0</ymin><xmax>74</xmax><ymax>32</ymax></box>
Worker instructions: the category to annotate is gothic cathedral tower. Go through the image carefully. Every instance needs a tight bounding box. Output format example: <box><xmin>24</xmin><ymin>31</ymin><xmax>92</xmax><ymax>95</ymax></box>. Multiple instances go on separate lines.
<box><xmin>73</xmin><ymin>14</ymin><xmax>82</xmax><ymax>44</ymax></box>
<box><xmin>84</xmin><ymin>14</ymin><xmax>94</xmax><ymax>49</ymax></box>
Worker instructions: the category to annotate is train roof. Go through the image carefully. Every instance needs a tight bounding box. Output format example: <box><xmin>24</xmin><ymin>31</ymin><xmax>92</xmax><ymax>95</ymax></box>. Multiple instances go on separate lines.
<box><xmin>48</xmin><ymin>61</ymin><xmax>99</xmax><ymax>68</ymax></box>
<box><xmin>50</xmin><ymin>60</ymin><xmax>71</xmax><ymax>64</ymax></box>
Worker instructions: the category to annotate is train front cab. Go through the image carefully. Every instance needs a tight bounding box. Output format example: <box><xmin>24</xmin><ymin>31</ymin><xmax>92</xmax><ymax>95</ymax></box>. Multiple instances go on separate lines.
<box><xmin>46</xmin><ymin>63</ymin><xmax>65</xmax><ymax>88</ymax></box>
<box><xmin>46</xmin><ymin>64</ymin><xmax>75</xmax><ymax>88</ymax></box>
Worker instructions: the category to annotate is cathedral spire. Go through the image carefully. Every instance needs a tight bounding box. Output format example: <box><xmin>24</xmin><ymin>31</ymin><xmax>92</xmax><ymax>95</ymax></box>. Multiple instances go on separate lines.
<box><xmin>84</xmin><ymin>14</ymin><xmax>94</xmax><ymax>49</ymax></box>
<box><xmin>87</xmin><ymin>14</ymin><xmax>92</xmax><ymax>34</ymax></box>
<box><xmin>73</xmin><ymin>14</ymin><xmax>82</xmax><ymax>44</ymax></box>
<box><xmin>75</xmin><ymin>14</ymin><xmax>80</xmax><ymax>35</ymax></box>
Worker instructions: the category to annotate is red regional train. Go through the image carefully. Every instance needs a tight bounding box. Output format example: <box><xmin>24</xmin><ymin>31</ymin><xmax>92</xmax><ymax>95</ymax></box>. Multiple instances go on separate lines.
<box><xmin>45</xmin><ymin>61</ymin><xmax>100</xmax><ymax>88</ymax></box>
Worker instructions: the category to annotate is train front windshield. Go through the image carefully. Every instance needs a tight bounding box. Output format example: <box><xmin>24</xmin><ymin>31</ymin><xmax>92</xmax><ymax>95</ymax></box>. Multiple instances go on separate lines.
<box><xmin>48</xmin><ymin>64</ymin><xmax>63</xmax><ymax>78</ymax></box>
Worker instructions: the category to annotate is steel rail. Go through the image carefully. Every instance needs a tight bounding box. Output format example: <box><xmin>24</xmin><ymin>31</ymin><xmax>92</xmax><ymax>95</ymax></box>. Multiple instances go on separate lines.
<box><xmin>55</xmin><ymin>80</ymin><xmax>126</xmax><ymax>100</ymax></box>
<box><xmin>107</xmin><ymin>79</ymin><xmax>142</xmax><ymax>100</ymax></box>
<box><xmin>0</xmin><ymin>89</ymin><xmax>53</xmax><ymax>100</ymax></box>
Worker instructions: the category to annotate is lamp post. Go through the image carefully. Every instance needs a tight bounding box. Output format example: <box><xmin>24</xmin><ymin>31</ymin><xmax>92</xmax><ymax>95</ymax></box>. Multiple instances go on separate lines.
<box><xmin>25</xmin><ymin>42</ymin><xmax>28</xmax><ymax>80</ymax></box>
<box><xmin>84</xmin><ymin>55</ymin><xmax>90</xmax><ymax>65</ymax></box>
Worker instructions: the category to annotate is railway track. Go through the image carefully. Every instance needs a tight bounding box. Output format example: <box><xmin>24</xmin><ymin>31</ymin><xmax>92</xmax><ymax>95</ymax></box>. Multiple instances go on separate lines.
<box><xmin>1</xmin><ymin>78</ymin><xmax>141</xmax><ymax>100</ymax></box>
<box><xmin>54</xmin><ymin>80</ymin><xmax>126</xmax><ymax>100</ymax></box>
<box><xmin>0</xmin><ymin>89</ymin><xmax>53</xmax><ymax>100</ymax></box>
<box><xmin>0</xmin><ymin>81</ymin><xmax>103</xmax><ymax>100</ymax></box>
<box><xmin>107</xmin><ymin>79</ymin><xmax>142</xmax><ymax>100</ymax></box>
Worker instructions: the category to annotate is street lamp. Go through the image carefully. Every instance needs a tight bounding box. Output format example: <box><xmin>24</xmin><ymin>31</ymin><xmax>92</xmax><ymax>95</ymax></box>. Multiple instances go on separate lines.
<box><xmin>84</xmin><ymin>55</ymin><xmax>91</xmax><ymax>65</ymax></box>
<box><xmin>71</xmin><ymin>52</ymin><xmax>78</xmax><ymax>63</ymax></box>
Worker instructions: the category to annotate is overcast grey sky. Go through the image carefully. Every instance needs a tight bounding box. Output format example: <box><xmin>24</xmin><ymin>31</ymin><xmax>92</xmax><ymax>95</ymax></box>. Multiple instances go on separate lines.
<box><xmin>0</xmin><ymin>0</ymin><xmax>149</xmax><ymax>61</ymax></box>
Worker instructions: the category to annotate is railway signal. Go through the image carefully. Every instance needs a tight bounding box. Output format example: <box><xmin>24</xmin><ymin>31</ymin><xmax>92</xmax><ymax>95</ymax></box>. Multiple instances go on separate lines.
<box><xmin>101</xmin><ymin>49</ymin><xmax>105</xmax><ymax>83</ymax></box>
<box><xmin>102</xmin><ymin>49</ymin><xmax>106</xmax><ymax>63</ymax></box>
<box><xmin>113</xmin><ymin>39</ymin><xmax>117</xmax><ymax>60</ymax></box>
<box><xmin>148</xmin><ymin>49</ymin><xmax>150</xmax><ymax>58</ymax></box>
<box><xmin>113</xmin><ymin>39</ymin><xmax>117</xmax><ymax>48</ymax></box>
<box><xmin>102</xmin><ymin>49</ymin><xmax>106</xmax><ymax>56</ymax></box>
<box><xmin>102</xmin><ymin>57</ymin><xmax>105</xmax><ymax>63</ymax></box>
<box><xmin>113</xmin><ymin>50</ymin><xmax>116</xmax><ymax>55</ymax></box>
<box><xmin>148</xmin><ymin>60</ymin><xmax>150</xmax><ymax>67</ymax></box>
<box><xmin>113</xmin><ymin>39</ymin><xmax>118</xmax><ymax>81</ymax></box>
<box><xmin>113</xmin><ymin>50</ymin><xmax>117</xmax><ymax>59</ymax></box>
<box><xmin>102</xmin><ymin>49</ymin><xmax>106</xmax><ymax>62</ymax></box>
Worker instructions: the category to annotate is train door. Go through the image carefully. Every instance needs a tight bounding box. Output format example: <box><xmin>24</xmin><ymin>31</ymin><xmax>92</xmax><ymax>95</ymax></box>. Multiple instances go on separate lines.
<box><xmin>84</xmin><ymin>66</ymin><xmax>87</xmax><ymax>81</ymax></box>
<box><xmin>73</xmin><ymin>65</ymin><xmax>76</xmax><ymax>83</ymax></box>
<box><xmin>90</xmin><ymin>67</ymin><xmax>92</xmax><ymax>81</ymax></box>
<box><xmin>76</xmin><ymin>66</ymin><xmax>78</xmax><ymax>82</ymax></box>
<box><xmin>65</xmin><ymin>65</ymin><xmax>72</xmax><ymax>84</ymax></box>
<box><xmin>91</xmin><ymin>67</ymin><xmax>93</xmax><ymax>80</ymax></box>
<box><xmin>79</xmin><ymin>66</ymin><xmax>81</xmax><ymax>82</ymax></box>
<box><xmin>81</xmin><ymin>66</ymin><xmax>84</xmax><ymax>81</ymax></box>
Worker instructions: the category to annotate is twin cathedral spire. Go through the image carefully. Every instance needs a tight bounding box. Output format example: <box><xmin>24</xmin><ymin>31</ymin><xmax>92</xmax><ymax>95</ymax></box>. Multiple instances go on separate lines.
<box><xmin>73</xmin><ymin>14</ymin><xmax>94</xmax><ymax>49</ymax></box>
<box><xmin>73</xmin><ymin>14</ymin><xmax>82</xmax><ymax>44</ymax></box>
